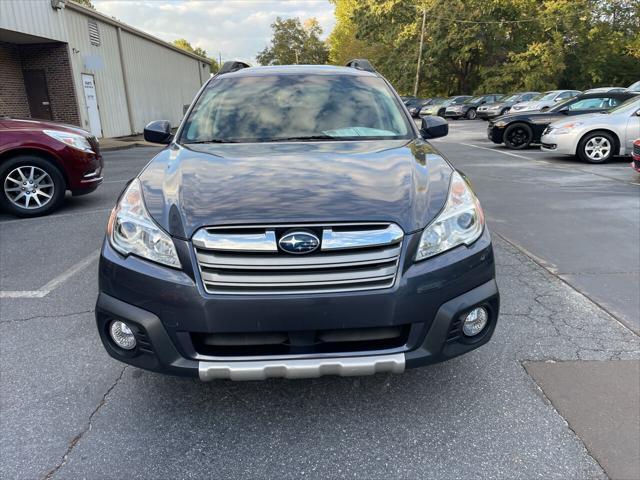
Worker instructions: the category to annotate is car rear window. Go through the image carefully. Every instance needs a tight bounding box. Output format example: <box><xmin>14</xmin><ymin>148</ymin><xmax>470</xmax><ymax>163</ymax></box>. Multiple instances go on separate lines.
<box><xmin>181</xmin><ymin>74</ymin><xmax>412</xmax><ymax>143</ymax></box>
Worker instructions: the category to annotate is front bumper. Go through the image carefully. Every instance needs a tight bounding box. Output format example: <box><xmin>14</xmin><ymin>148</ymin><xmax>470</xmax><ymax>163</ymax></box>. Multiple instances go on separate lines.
<box><xmin>487</xmin><ymin>124</ymin><xmax>504</xmax><ymax>143</ymax></box>
<box><xmin>540</xmin><ymin>132</ymin><xmax>578</xmax><ymax>155</ymax></box>
<box><xmin>478</xmin><ymin>110</ymin><xmax>503</xmax><ymax>120</ymax></box>
<box><xmin>96</xmin><ymin>229</ymin><xmax>499</xmax><ymax>380</ymax></box>
<box><xmin>444</xmin><ymin>109</ymin><xmax>464</xmax><ymax>119</ymax></box>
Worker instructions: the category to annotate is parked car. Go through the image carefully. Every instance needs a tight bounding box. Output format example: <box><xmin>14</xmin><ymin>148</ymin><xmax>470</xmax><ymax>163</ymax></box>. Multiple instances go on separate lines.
<box><xmin>401</xmin><ymin>96</ymin><xmax>416</xmax><ymax>104</ymax></box>
<box><xmin>96</xmin><ymin>61</ymin><xmax>499</xmax><ymax>380</ymax></box>
<box><xmin>0</xmin><ymin>117</ymin><xmax>102</xmax><ymax>217</ymax></box>
<box><xmin>627</xmin><ymin>81</ymin><xmax>640</xmax><ymax>92</ymax></box>
<box><xmin>488</xmin><ymin>91</ymin><xmax>638</xmax><ymax>149</ymax></box>
<box><xmin>540</xmin><ymin>96</ymin><xmax>640</xmax><ymax>163</ymax></box>
<box><xmin>406</xmin><ymin>97</ymin><xmax>437</xmax><ymax>117</ymax></box>
<box><xmin>420</xmin><ymin>96</ymin><xmax>471</xmax><ymax>117</ymax></box>
<box><xmin>477</xmin><ymin>92</ymin><xmax>539</xmax><ymax>120</ymax></box>
<box><xmin>631</xmin><ymin>138</ymin><xmax>640</xmax><ymax>173</ymax></box>
<box><xmin>444</xmin><ymin>94</ymin><xmax>504</xmax><ymax>120</ymax></box>
<box><xmin>510</xmin><ymin>90</ymin><xmax>581</xmax><ymax>113</ymax></box>
<box><xmin>583</xmin><ymin>87</ymin><xmax>628</xmax><ymax>94</ymax></box>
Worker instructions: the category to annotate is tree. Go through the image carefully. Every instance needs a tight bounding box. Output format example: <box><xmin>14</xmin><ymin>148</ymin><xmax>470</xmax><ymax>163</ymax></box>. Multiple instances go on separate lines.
<box><xmin>328</xmin><ymin>0</ymin><xmax>381</xmax><ymax>65</ymax></box>
<box><xmin>173</xmin><ymin>38</ymin><xmax>219</xmax><ymax>73</ymax></box>
<box><xmin>329</xmin><ymin>0</ymin><xmax>640</xmax><ymax>96</ymax></box>
<box><xmin>257</xmin><ymin>17</ymin><xmax>329</xmax><ymax>65</ymax></box>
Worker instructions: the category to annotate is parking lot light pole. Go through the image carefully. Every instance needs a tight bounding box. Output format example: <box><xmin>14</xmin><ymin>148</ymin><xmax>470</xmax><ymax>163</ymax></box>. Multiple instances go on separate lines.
<box><xmin>413</xmin><ymin>6</ymin><xmax>427</xmax><ymax>97</ymax></box>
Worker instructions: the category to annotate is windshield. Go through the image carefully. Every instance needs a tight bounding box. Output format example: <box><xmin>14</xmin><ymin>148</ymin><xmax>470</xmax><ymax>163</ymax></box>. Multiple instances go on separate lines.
<box><xmin>444</xmin><ymin>97</ymin><xmax>468</xmax><ymax>106</ymax></box>
<box><xmin>628</xmin><ymin>81</ymin><xmax>640</xmax><ymax>92</ymax></box>
<box><xmin>181</xmin><ymin>74</ymin><xmax>412</xmax><ymax>143</ymax></box>
<box><xmin>535</xmin><ymin>92</ymin><xmax>558</xmax><ymax>101</ymax></box>
<box><xmin>606</xmin><ymin>96</ymin><xmax>640</xmax><ymax>114</ymax></box>
<box><xmin>500</xmin><ymin>94</ymin><xmax>519</xmax><ymax>103</ymax></box>
<box><xmin>466</xmin><ymin>96</ymin><xmax>484</xmax><ymax>104</ymax></box>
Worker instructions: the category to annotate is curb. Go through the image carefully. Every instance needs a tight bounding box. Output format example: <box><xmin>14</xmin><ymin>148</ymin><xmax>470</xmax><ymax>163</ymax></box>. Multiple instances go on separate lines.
<box><xmin>101</xmin><ymin>142</ymin><xmax>154</xmax><ymax>152</ymax></box>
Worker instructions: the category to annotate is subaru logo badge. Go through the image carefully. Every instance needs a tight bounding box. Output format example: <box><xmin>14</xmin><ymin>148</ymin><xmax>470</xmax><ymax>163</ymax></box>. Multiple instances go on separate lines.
<box><xmin>278</xmin><ymin>231</ymin><xmax>320</xmax><ymax>254</ymax></box>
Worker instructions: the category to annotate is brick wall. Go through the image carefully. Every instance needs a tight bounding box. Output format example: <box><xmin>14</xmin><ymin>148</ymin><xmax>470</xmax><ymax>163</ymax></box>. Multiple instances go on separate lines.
<box><xmin>0</xmin><ymin>41</ymin><xmax>30</xmax><ymax>118</ymax></box>
<box><xmin>19</xmin><ymin>43</ymin><xmax>80</xmax><ymax>126</ymax></box>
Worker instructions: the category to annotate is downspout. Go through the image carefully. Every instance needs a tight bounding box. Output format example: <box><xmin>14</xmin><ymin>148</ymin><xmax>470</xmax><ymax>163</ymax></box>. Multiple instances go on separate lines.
<box><xmin>116</xmin><ymin>26</ymin><xmax>135</xmax><ymax>134</ymax></box>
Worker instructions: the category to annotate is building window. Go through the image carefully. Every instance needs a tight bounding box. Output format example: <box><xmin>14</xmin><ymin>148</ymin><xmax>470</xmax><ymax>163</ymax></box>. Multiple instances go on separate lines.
<box><xmin>88</xmin><ymin>20</ymin><xmax>101</xmax><ymax>46</ymax></box>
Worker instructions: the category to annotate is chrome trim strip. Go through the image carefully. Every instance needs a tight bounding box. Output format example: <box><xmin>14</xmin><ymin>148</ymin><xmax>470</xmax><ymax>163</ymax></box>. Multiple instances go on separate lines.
<box><xmin>80</xmin><ymin>176</ymin><xmax>104</xmax><ymax>183</ymax></box>
<box><xmin>192</xmin><ymin>229</ymin><xmax>277</xmax><ymax>252</ymax></box>
<box><xmin>198</xmin><ymin>353</ymin><xmax>405</xmax><ymax>381</ymax></box>
<box><xmin>196</xmin><ymin>244</ymin><xmax>401</xmax><ymax>270</ymax></box>
<box><xmin>321</xmin><ymin>224</ymin><xmax>404</xmax><ymax>251</ymax></box>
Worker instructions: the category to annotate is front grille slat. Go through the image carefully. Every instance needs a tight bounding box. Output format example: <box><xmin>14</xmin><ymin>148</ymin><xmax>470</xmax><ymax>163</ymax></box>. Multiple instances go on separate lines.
<box><xmin>197</xmin><ymin>244</ymin><xmax>401</xmax><ymax>270</ymax></box>
<box><xmin>194</xmin><ymin>223</ymin><xmax>403</xmax><ymax>295</ymax></box>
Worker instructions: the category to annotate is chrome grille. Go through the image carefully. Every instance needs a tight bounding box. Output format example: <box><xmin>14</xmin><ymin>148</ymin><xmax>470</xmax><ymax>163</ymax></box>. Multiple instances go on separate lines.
<box><xmin>193</xmin><ymin>223</ymin><xmax>404</xmax><ymax>295</ymax></box>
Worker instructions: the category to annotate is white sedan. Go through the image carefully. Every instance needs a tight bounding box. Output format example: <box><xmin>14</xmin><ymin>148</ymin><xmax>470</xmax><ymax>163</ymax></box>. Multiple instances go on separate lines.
<box><xmin>510</xmin><ymin>90</ymin><xmax>581</xmax><ymax>113</ymax></box>
<box><xmin>540</xmin><ymin>96</ymin><xmax>640</xmax><ymax>163</ymax></box>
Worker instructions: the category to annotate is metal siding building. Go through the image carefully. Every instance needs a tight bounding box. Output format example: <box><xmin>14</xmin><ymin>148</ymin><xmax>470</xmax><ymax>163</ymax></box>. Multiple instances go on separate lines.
<box><xmin>0</xmin><ymin>0</ymin><xmax>209</xmax><ymax>138</ymax></box>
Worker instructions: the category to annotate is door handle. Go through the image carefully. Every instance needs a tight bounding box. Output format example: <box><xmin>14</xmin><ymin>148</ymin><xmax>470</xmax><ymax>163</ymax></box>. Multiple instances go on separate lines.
<box><xmin>42</xmin><ymin>102</ymin><xmax>50</xmax><ymax>105</ymax></box>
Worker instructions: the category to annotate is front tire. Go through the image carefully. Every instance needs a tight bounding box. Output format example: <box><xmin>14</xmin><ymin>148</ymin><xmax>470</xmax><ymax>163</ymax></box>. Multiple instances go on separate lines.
<box><xmin>577</xmin><ymin>131</ymin><xmax>615</xmax><ymax>164</ymax></box>
<box><xmin>0</xmin><ymin>155</ymin><xmax>66</xmax><ymax>217</ymax></box>
<box><xmin>466</xmin><ymin>108</ymin><xmax>477</xmax><ymax>120</ymax></box>
<box><xmin>503</xmin><ymin>123</ymin><xmax>533</xmax><ymax>150</ymax></box>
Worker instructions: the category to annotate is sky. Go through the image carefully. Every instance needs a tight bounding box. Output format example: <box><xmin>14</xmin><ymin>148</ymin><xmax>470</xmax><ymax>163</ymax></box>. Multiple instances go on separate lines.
<box><xmin>92</xmin><ymin>0</ymin><xmax>336</xmax><ymax>64</ymax></box>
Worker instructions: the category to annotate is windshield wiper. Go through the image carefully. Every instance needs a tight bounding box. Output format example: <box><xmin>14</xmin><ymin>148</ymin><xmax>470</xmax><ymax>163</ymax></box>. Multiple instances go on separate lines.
<box><xmin>266</xmin><ymin>135</ymin><xmax>336</xmax><ymax>142</ymax></box>
<box><xmin>185</xmin><ymin>139</ymin><xmax>238</xmax><ymax>144</ymax></box>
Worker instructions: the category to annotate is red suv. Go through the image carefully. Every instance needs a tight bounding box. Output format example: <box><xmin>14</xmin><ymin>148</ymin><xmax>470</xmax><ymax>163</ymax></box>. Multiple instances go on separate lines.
<box><xmin>632</xmin><ymin>139</ymin><xmax>640</xmax><ymax>173</ymax></box>
<box><xmin>0</xmin><ymin>117</ymin><xmax>103</xmax><ymax>217</ymax></box>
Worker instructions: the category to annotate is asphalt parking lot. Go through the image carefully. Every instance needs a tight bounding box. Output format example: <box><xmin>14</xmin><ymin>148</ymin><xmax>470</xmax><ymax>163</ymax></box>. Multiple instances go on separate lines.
<box><xmin>1</xmin><ymin>121</ymin><xmax>639</xmax><ymax>479</ymax></box>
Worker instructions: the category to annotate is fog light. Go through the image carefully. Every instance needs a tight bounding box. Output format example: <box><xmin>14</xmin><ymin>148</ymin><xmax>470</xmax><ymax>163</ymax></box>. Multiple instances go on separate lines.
<box><xmin>109</xmin><ymin>320</ymin><xmax>136</xmax><ymax>350</ymax></box>
<box><xmin>462</xmin><ymin>307</ymin><xmax>488</xmax><ymax>337</ymax></box>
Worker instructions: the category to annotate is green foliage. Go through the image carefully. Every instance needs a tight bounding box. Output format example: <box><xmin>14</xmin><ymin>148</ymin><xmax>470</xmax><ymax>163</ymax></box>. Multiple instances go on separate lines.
<box><xmin>329</xmin><ymin>0</ymin><xmax>640</xmax><ymax>96</ymax></box>
<box><xmin>172</xmin><ymin>39</ymin><xmax>219</xmax><ymax>73</ymax></box>
<box><xmin>257</xmin><ymin>17</ymin><xmax>329</xmax><ymax>65</ymax></box>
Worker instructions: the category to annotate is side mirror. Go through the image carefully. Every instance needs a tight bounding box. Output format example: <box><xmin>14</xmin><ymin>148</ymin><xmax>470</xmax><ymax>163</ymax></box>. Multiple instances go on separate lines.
<box><xmin>144</xmin><ymin>120</ymin><xmax>173</xmax><ymax>144</ymax></box>
<box><xmin>635</xmin><ymin>109</ymin><xmax>640</xmax><ymax>117</ymax></box>
<box><xmin>420</xmin><ymin>116</ymin><xmax>448</xmax><ymax>139</ymax></box>
<box><xmin>554</xmin><ymin>97</ymin><xmax>564</xmax><ymax>102</ymax></box>
<box><xmin>559</xmin><ymin>107</ymin><xmax>569</xmax><ymax>114</ymax></box>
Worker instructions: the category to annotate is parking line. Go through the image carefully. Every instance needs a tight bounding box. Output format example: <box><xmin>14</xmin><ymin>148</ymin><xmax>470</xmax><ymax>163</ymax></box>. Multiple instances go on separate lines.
<box><xmin>460</xmin><ymin>142</ymin><xmax>640</xmax><ymax>186</ymax></box>
<box><xmin>0</xmin><ymin>249</ymin><xmax>100</xmax><ymax>298</ymax></box>
<box><xmin>460</xmin><ymin>142</ymin><xmax>542</xmax><ymax>161</ymax></box>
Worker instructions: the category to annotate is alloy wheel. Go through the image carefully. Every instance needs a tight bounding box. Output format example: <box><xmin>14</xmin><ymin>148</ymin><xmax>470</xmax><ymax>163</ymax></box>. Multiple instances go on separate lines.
<box><xmin>3</xmin><ymin>165</ymin><xmax>55</xmax><ymax>210</ymax></box>
<box><xmin>507</xmin><ymin>127</ymin><xmax>529</xmax><ymax>147</ymax></box>
<box><xmin>584</xmin><ymin>137</ymin><xmax>611</xmax><ymax>161</ymax></box>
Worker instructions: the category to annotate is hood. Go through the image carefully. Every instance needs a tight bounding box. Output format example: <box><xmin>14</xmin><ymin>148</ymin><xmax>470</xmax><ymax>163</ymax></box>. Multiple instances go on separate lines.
<box><xmin>0</xmin><ymin>117</ymin><xmax>91</xmax><ymax>136</ymax></box>
<box><xmin>547</xmin><ymin>112</ymin><xmax>605</xmax><ymax>128</ymax></box>
<box><xmin>139</xmin><ymin>140</ymin><xmax>453</xmax><ymax>239</ymax></box>
<box><xmin>498</xmin><ymin>110</ymin><xmax>565</xmax><ymax>123</ymax></box>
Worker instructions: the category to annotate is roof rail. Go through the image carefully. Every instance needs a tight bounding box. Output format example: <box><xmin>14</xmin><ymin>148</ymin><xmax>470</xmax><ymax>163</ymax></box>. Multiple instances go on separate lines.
<box><xmin>218</xmin><ymin>61</ymin><xmax>251</xmax><ymax>75</ymax></box>
<box><xmin>345</xmin><ymin>59</ymin><xmax>376</xmax><ymax>73</ymax></box>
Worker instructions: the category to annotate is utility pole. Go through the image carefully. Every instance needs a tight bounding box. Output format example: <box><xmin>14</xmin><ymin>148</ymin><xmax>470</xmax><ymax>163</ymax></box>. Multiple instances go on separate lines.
<box><xmin>413</xmin><ymin>6</ymin><xmax>427</xmax><ymax>97</ymax></box>
<box><xmin>218</xmin><ymin>51</ymin><xmax>222</xmax><ymax>69</ymax></box>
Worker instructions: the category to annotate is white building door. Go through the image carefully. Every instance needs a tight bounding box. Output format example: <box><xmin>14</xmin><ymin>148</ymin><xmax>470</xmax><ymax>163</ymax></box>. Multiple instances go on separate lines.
<box><xmin>81</xmin><ymin>74</ymin><xmax>103</xmax><ymax>138</ymax></box>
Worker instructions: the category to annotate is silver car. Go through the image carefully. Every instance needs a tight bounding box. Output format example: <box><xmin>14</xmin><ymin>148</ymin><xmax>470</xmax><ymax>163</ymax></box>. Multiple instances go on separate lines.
<box><xmin>510</xmin><ymin>90</ymin><xmax>581</xmax><ymax>113</ymax></box>
<box><xmin>540</xmin><ymin>96</ymin><xmax>640</xmax><ymax>163</ymax></box>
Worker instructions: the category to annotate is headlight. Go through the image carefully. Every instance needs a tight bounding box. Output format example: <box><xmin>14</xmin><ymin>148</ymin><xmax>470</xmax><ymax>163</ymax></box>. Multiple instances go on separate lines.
<box><xmin>43</xmin><ymin>130</ymin><xmax>94</xmax><ymax>153</ymax></box>
<box><xmin>107</xmin><ymin>179</ymin><xmax>181</xmax><ymax>268</ymax></box>
<box><xmin>550</xmin><ymin>122</ymin><xmax>584</xmax><ymax>135</ymax></box>
<box><xmin>494</xmin><ymin>120</ymin><xmax>508</xmax><ymax>128</ymax></box>
<box><xmin>415</xmin><ymin>171</ymin><xmax>484</xmax><ymax>261</ymax></box>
